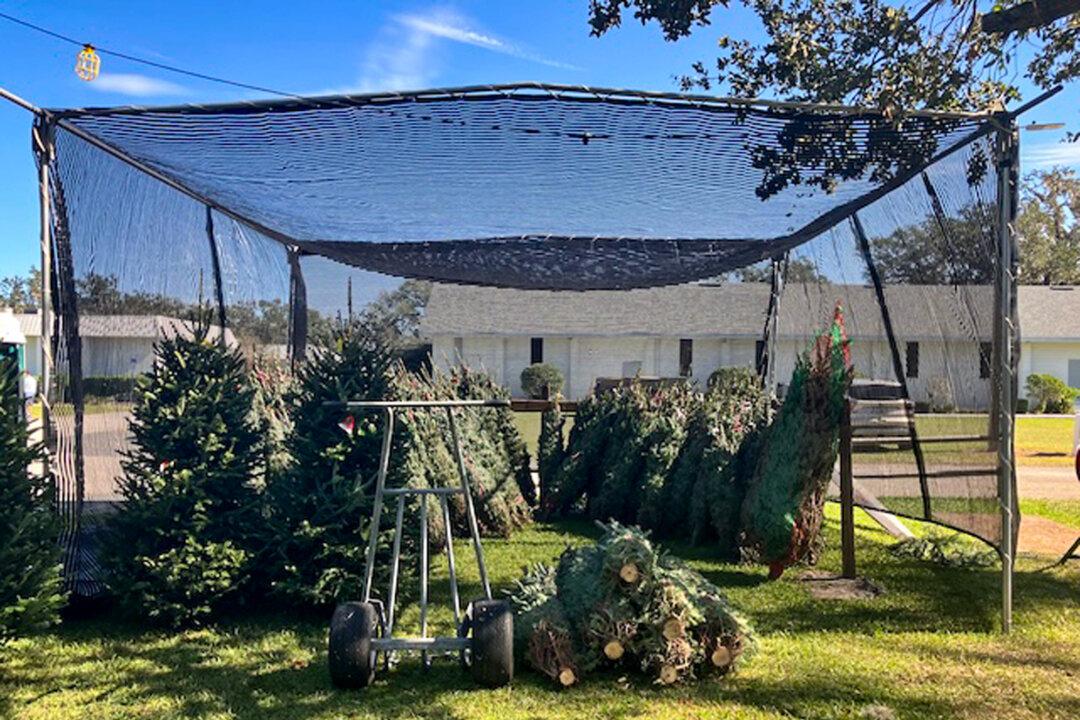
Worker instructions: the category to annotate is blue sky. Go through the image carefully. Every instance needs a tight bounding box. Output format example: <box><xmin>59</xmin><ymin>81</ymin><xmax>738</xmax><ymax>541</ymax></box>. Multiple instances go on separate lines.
<box><xmin>1</xmin><ymin>0</ymin><xmax>1078</xmax><ymax>284</ymax></box>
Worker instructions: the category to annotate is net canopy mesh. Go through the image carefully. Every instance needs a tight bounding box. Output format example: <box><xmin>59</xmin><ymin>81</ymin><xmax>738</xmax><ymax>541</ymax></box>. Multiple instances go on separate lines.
<box><xmin>34</xmin><ymin>83</ymin><xmax>1018</xmax><ymax>596</ymax></box>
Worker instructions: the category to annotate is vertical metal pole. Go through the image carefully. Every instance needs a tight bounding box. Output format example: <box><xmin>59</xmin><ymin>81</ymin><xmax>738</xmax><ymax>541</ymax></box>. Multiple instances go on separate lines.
<box><xmin>441</xmin><ymin>494</ymin><xmax>462</xmax><ymax>626</ymax></box>
<box><xmin>33</xmin><ymin>124</ymin><xmax>52</xmax><ymax>478</ymax></box>
<box><xmin>385</xmin><ymin>495</ymin><xmax>405</xmax><ymax>637</ymax></box>
<box><xmin>446</xmin><ymin>407</ymin><xmax>492</xmax><ymax>599</ymax></box>
<box><xmin>419</xmin><ymin>494</ymin><xmax>429</xmax><ymax>667</ymax></box>
<box><xmin>204</xmin><ymin>207</ymin><xmax>228</xmax><ymax>342</ymax></box>
<box><xmin>362</xmin><ymin>408</ymin><xmax>394</xmax><ymax>603</ymax></box>
<box><xmin>840</xmin><ymin>399</ymin><xmax>856</xmax><ymax>579</ymax></box>
<box><xmin>765</xmin><ymin>254</ymin><xmax>785</xmax><ymax>404</ymax></box>
<box><xmin>995</xmin><ymin>122</ymin><xmax>1017</xmax><ymax>634</ymax></box>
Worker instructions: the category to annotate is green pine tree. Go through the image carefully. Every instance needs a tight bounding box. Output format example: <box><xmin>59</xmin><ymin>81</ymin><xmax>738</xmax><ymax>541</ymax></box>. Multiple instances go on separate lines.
<box><xmin>740</xmin><ymin>306</ymin><xmax>853</xmax><ymax>577</ymax></box>
<box><xmin>0</xmin><ymin>355</ymin><xmax>64</xmax><ymax>640</ymax></box>
<box><xmin>104</xmin><ymin>314</ymin><xmax>265</xmax><ymax>626</ymax></box>
<box><xmin>262</xmin><ymin>317</ymin><xmax>398</xmax><ymax>609</ymax></box>
<box><xmin>537</xmin><ymin>402</ymin><xmax>566</xmax><ymax>506</ymax></box>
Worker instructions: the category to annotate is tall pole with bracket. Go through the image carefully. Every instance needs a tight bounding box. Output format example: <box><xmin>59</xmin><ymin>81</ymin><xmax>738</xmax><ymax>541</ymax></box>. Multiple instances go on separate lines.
<box><xmin>995</xmin><ymin>116</ymin><xmax>1019</xmax><ymax>633</ymax></box>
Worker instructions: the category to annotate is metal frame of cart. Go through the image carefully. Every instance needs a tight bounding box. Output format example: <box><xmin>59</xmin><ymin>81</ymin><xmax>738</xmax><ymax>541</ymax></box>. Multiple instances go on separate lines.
<box><xmin>325</xmin><ymin>398</ymin><xmax>514</xmax><ymax>689</ymax></box>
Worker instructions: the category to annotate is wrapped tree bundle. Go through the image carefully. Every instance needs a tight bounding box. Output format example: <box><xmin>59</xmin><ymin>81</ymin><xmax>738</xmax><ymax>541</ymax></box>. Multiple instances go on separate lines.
<box><xmin>537</xmin><ymin>401</ymin><xmax>567</xmax><ymax>505</ymax></box>
<box><xmin>387</xmin><ymin>365</ymin><xmax>532</xmax><ymax>539</ymax></box>
<box><xmin>659</xmin><ymin>369</ymin><xmax>769</xmax><ymax>555</ymax></box>
<box><xmin>740</xmin><ymin>305</ymin><xmax>853</xmax><ymax>578</ymax></box>
<box><xmin>509</xmin><ymin>522</ymin><xmax>756</xmax><ymax>687</ymax></box>
<box><xmin>546</xmin><ymin>382</ymin><xmax>699</xmax><ymax>529</ymax></box>
<box><xmin>541</xmin><ymin>395</ymin><xmax>617</xmax><ymax>517</ymax></box>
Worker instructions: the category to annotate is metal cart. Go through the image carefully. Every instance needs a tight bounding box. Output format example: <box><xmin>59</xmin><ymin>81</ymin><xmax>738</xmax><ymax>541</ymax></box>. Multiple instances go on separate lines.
<box><xmin>326</xmin><ymin>399</ymin><xmax>514</xmax><ymax>689</ymax></box>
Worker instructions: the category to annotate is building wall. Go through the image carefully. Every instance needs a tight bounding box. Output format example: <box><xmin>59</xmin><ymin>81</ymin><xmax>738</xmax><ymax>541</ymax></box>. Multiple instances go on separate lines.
<box><xmin>81</xmin><ymin>337</ymin><xmax>156</xmax><ymax>378</ymax></box>
<box><xmin>23</xmin><ymin>336</ymin><xmax>41</xmax><ymax>377</ymax></box>
<box><xmin>1020</xmin><ymin>341</ymin><xmax>1080</xmax><ymax>400</ymax></box>
<box><xmin>434</xmin><ymin>333</ymin><xmax>996</xmax><ymax>408</ymax></box>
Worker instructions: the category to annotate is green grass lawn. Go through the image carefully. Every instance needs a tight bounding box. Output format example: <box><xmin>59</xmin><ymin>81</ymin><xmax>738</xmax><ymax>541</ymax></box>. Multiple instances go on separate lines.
<box><xmin>1020</xmin><ymin>499</ymin><xmax>1080</xmax><ymax>529</ymax></box>
<box><xmin>3</xmin><ymin>508</ymin><xmax>1078</xmax><ymax>720</ymax></box>
<box><xmin>1015</xmin><ymin>415</ymin><xmax>1076</xmax><ymax>465</ymax></box>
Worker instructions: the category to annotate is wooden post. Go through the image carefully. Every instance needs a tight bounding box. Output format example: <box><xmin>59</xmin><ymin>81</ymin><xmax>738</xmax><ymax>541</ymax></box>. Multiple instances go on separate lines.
<box><xmin>840</xmin><ymin>398</ymin><xmax>856</xmax><ymax>579</ymax></box>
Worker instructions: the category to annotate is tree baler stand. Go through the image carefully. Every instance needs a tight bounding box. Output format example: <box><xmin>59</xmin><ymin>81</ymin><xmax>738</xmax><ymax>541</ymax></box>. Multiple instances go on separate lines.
<box><xmin>325</xmin><ymin>399</ymin><xmax>514</xmax><ymax>690</ymax></box>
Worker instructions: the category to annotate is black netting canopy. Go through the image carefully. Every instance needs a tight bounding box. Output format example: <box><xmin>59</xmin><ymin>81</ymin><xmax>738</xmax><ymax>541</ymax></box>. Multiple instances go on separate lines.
<box><xmin>16</xmin><ymin>82</ymin><xmax>1034</xmax><ymax>611</ymax></box>
<box><xmin>46</xmin><ymin>83</ymin><xmax>996</xmax><ymax>291</ymax></box>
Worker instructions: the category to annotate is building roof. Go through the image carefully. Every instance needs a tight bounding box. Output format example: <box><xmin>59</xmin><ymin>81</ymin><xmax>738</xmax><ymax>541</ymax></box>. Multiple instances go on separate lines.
<box><xmin>1014</xmin><ymin>286</ymin><xmax>1080</xmax><ymax>341</ymax></box>
<box><xmin>12</xmin><ymin>312</ymin><xmax>237</xmax><ymax>345</ymax></box>
<box><xmin>421</xmin><ymin>283</ymin><xmax>1080</xmax><ymax>343</ymax></box>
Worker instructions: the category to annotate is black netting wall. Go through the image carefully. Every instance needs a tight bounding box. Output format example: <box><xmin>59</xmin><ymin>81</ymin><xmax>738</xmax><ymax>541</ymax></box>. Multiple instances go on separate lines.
<box><xmin>775</xmin><ymin>138</ymin><xmax>1007</xmax><ymax>545</ymax></box>
<box><xmin>35</xmin><ymin>85</ymin><xmax>1019</xmax><ymax>595</ymax></box>
<box><xmin>46</xmin><ymin>128</ymin><xmax>297</xmax><ymax>594</ymax></box>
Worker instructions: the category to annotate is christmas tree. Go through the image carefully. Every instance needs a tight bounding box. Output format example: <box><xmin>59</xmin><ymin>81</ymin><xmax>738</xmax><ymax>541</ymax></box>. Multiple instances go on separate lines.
<box><xmin>740</xmin><ymin>304</ymin><xmax>853</xmax><ymax>577</ymax></box>
<box><xmin>262</xmin><ymin>317</ymin><xmax>398</xmax><ymax>608</ymax></box>
<box><xmin>0</xmin><ymin>357</ymin><xmax>64</xmax><ymax>639</ymax></box>
<box><xmin>263</xmin><ymin>322</ymin><xmax>531</xmax><ymax>609</ymax></box>
<box><xmin>105</xmin><ymin>314</ymin><xmax>264</xmax><ymax>626</ymax></box>
<box><xmin>536</xmin><ymin>401</ymin><xmax>566</xmax><ymax>506</ymax></box>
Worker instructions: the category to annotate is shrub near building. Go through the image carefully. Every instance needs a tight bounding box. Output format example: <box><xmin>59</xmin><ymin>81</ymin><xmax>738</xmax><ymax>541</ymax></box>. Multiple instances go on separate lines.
<box><xmin>103</xmin><ymin>318</ymin><xmax>265</xmax><ymax>627</ymax></box>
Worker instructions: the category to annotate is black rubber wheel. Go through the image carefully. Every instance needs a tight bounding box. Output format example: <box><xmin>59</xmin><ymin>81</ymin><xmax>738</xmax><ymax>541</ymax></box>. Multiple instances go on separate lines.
<box><xmin>468</xmin><ymin>598</ymin><xmax>514</xmax><ymax>688</ymax></box>
<box><xmin>328</xmin><ymin>601</ymin><xmax>378</xmax><ymax>689</ymax></box>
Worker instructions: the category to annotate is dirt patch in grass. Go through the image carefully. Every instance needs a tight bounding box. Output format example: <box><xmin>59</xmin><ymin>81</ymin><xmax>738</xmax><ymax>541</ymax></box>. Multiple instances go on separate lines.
<box><xmin>1018</xmin><ymin>516</ymin><xmax>1080</xmax><ymax>557</ymax></box>
<box><xmin>797</xmin><ymin>570</ymin><xmax>885</xmax><ymax>600</ymax></box>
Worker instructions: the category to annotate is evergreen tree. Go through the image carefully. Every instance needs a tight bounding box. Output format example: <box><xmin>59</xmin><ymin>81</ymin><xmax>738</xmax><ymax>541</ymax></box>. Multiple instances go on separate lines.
<box><xmin>740</xmin><ymin>305</ymin><xmax>853</xmax><ymax>578</ymax></box>
<box><xmin>537</xmin><ymin>402</ymin><xmax>566</xmax><ymax>506</ymax></box>
<box><xmin>262</xmin><ymin>318</ymin><xmax>397</xmax><ymax>609</ymax></box>
<box><xmin>104</xmin><ymin>316</ymin><xmax>264</xmax><ymax>626</ymax></box>
<box><xmin>0</xmin><ymin>357</ymin><xmax>64</xmax><ymax>639</ymax></box>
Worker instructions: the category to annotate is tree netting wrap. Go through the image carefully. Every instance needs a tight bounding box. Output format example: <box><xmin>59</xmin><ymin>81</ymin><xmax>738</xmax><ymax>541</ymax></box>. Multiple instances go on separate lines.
<box><xmin>29</xmin><ymin>83</ymin><xmax>1021</xmax><ymax>596</ymax></box>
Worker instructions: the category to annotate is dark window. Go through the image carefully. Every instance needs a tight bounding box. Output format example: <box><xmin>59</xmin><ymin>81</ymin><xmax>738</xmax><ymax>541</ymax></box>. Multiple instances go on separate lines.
<box><xmin>905</xmin><ymin>342</ymin><xmax>920</xmax><ymax>379</ymax></box>
<box><xmin>755</xmin><ymin>340</ymin><xmax>766</xmax><ymax>375</ymax></box>
<box><xmin>530</xmin><ymin>337</ymin><xmax>543</xmax><ymax>365</ymax></box>
<box><xmin>979</xmin><ymin>342</ymin><xmax>992</xmax><ymax>379</ymax></box>
<box><xmin>679</xmin><ymin>339</ymin><xmax>693</xmax><ymax>377</ymax></box>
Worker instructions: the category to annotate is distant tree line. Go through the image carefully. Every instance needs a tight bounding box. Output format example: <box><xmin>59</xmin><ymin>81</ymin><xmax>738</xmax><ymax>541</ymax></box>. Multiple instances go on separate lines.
<box><xmin>1</xmin><ymin>268</ymin><xmax>431</xmax><ymax>353</ymax></box>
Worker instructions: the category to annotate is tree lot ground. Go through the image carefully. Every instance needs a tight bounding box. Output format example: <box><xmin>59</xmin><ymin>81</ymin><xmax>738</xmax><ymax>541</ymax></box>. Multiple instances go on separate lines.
<box><xmin>3</xmin><ymin>508</ymin><xmax>1078</xmax><ymax>720</ymax></box>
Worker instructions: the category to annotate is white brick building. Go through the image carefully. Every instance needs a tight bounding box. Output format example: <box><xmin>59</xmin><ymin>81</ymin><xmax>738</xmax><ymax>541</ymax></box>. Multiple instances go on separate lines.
<box><xmin>11</xmin><ymin>313</ymin><xmax>236</xmax><ymax>379</ymax></box>
<box><xmin>421</xmin><ymin>283</ymin><xmax>1080</xmax><ymax>411</ymax></box>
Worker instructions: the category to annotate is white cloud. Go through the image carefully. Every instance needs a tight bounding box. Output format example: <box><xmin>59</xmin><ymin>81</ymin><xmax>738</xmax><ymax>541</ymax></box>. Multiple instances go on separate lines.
<box><xmin>336</xmin><ymin>8</ymin><xmax>578</xmax><ymax>94</ymax></box>
<box><xmin>395</xmin><ymin>12</ymin><xmax>579</xmax><ymax>70</ymax></box>
<box><xmin>88</xmin><ymin>73</ymin><xmax>188</xmax><ymax>97</ymax></box>
<box><xmin>398</xmin><ymin>13</ymin><xmax>504</xmax><ymax>51</ymax></box>
<box><xmin>1021</xmin><ymin>140</ymin><xmax>1080</xmax><ymax>169</ymax></box>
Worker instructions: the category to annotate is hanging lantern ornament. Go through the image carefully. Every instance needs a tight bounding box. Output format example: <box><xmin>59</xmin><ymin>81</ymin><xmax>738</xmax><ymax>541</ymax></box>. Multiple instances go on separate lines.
<box><xmin>75</xmin><ymin>44</ymin><xmax>100</xmax><ymax>81</ymax></box>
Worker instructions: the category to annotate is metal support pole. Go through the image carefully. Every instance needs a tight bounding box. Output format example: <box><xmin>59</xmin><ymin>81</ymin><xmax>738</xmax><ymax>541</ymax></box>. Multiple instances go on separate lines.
<box><xmin>995</xmin><ymin>121</ymin><xmax>1018</xmax><ymax>634</ymax></box>
<box><xmin>361</xmin><ymin>408</ymin><xmax>395</xmax><ymax>602</ymax></box>
<box><xmin>32</xmin><ymin>124</ymin><xmax>52</xmax><ymax>478</ymax></box>
<box><xmin>419</xmin><ymin>494</ymin><xmax>429</xmax><ymax>667</ymax></box>
<box><xmin>765</xmin><ymin>254</ymin><xmax>785</xmax><ymax>402</ymax></box>
<box><xmin>840</xmin><ymin>400</ymin><xmax>856</xmax><ymax>579</ymax></box>
<box><xmin>385</xmin><ymin>495</ymin><xmax>406</xmax><ymax>636</ymax></box>
<box><xmin>440</xmin><ymin>494</ymin><xmax>462</xmax><ymax>626</ymax></box>
<box><xmin>204</xmin><ymin>207</ymin><xmax>228</xmax><ymax>342</ymax></box>
<box><xmin>445</xmin><ymin>407</ymin><xmax>492</xmax><ymax>599</ymax></box>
